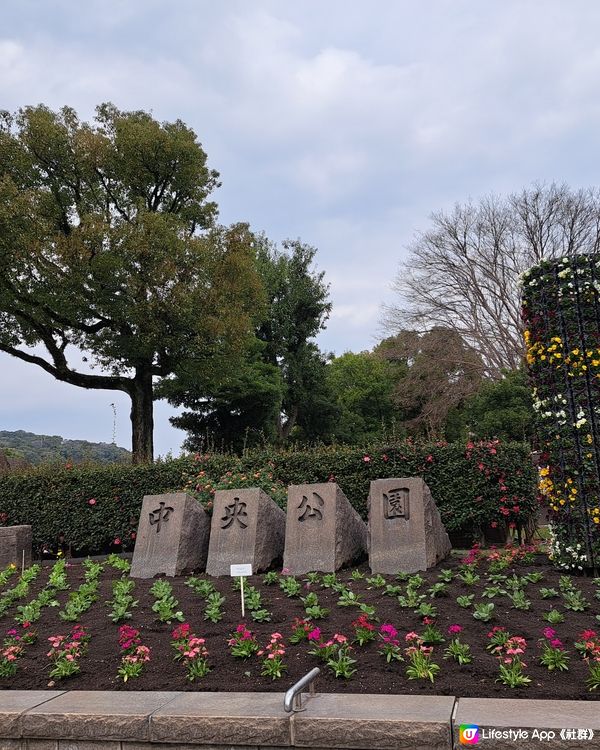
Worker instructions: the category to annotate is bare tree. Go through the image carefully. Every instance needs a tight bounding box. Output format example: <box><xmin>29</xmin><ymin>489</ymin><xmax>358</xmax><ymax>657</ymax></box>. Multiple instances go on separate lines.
<box><xmin>386</xmin><ymin>183</ymin><xmax>600</xmax><ymax>375</ymax></box>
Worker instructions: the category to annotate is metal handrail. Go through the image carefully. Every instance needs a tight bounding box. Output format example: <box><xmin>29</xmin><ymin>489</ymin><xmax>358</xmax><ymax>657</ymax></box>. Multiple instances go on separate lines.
<box><xmin>283</xmin><ymin>667</ymin><xmax>320</xmax><ymax>712</ymax></box>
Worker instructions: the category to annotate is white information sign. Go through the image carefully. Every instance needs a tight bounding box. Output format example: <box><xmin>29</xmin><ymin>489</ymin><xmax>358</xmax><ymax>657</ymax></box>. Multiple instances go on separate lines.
<box><xmin>230</xmin><ymin>563</ymin><xmax>253</xmax><ymax>577</ymax></box>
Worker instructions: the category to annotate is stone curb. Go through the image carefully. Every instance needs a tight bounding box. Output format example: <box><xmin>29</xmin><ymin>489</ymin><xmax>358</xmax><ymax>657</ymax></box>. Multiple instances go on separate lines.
<box><xmin>0</xmin><ymin>691</ymin><xmax>599</xmax><ymax>749</ymax></box>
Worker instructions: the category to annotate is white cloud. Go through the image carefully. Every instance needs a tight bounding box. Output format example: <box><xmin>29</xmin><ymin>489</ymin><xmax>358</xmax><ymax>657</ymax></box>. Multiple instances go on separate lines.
<box><xmin>4</xmin><ymin>1</ymin><xmax>600</xmax><ymax>448</ymax></box>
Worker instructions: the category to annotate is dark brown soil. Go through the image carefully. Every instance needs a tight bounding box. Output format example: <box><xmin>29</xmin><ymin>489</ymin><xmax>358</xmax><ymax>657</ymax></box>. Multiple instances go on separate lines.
<box><xmin>1</xmin><ymin>554</ymin><xmax>599</xmax><ymax>699</ymax></box>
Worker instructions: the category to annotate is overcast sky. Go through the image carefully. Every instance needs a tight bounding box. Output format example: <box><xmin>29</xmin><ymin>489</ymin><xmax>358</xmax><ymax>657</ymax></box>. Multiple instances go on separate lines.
<box><xmin>3</xmin><ymin>0</ymin><xmax>600</xmax><ymax>456</ymax></box>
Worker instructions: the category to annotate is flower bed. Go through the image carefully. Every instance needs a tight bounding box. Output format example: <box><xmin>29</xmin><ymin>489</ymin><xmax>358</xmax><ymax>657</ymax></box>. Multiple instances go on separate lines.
<box><xmin>0</xmin><ymin>550</ymin><xmax>599</xmax><ymax>700</ymax></box>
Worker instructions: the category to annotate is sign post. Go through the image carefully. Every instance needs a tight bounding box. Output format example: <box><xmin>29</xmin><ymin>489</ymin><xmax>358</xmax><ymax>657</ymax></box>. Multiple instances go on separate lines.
<box><xmin>230</xmin><ymin>563</ymin><xmax>253</xmax><ymax>618</ymax></box>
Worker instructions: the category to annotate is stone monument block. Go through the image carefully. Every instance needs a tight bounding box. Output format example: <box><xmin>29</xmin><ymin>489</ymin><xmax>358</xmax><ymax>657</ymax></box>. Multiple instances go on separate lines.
<box><xmin>368</xmin><ymin>477</ymin><xmax>451</xmax><ymax>574</ymax></box>
<box><xmin>130</xmin><ymin>493</ymin><xmax>210</xmax><ymax>578</ymax></box>
<box><xmin>205</xmin><ymin>488</ymin><xmax>286</xmax><ymax>576</ymax></box>
<box><xmin>283</xmin><ymin>483</ymin><xmax>367</xmax><ymax>574</ymax></box>
<box><xmin>0</xmin><ymin>526</ymin><xmax>32</xmax><ymax>569</ymax></box>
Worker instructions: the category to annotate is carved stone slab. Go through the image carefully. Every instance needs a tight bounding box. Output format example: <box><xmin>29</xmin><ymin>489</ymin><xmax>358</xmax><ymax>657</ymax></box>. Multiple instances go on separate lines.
<box><xmin>130</xmin><ymin>493</ymin><xmax>210</xmax><ymax>578</ymax></box>
<box><xmin>368</xmin><ymin>477</ymin><xmax>451</xmax><ymax>574</ymax></box>
<box><xmin>282</xmin><ymin>483</ymin><xmax>367</xmax><ymax>574</ymax></box>
<box><xmin>0</xmin><ymin>526</ymin><xmax>31</xmax><ymax>569</ymax></box>
<box><xmin>206</xmin><ymin>488</ymin><xmax>286</xmax><ymax>576</ymax></box>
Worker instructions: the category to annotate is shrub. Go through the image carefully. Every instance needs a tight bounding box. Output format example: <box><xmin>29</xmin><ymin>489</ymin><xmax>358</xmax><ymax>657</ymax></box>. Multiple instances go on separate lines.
<box><xmin>0</xmin><ymin>440</ymin><xmax>536</xmax><ymax>556</ymax></box>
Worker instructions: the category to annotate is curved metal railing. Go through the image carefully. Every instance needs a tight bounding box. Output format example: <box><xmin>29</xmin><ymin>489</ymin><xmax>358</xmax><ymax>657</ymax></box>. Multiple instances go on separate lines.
<box><xmin>283</xmin><ymin>667</ymin><xmax>320</xmax><ymax>712</ymax></box>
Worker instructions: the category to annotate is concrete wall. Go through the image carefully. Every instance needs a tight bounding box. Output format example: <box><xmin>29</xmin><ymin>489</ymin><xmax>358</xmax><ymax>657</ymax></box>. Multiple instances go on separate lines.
<box><xmin>0</xmin><ymin>690</ymin><xmax>599</xmax><ymax>750</ymax></box>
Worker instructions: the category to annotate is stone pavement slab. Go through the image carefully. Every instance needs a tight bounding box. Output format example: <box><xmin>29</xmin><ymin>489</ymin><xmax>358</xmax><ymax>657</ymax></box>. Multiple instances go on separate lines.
<box><xmin>0</xmin><ymin>691</ymin><xmax>65</xmax><ymax>738</ymax></box>
<box><xmin>21</xmin><ymin>691</ymin><xmax>178</xmax><ymax>742</ymax></box>
<box><xmin>150</xmin><ymin>692</ymin><xmax>290</xmax><ymax>746</ymax></box>
<box><xmin>292</xmin><ymin>693</ymin><xmax>455</xmax><ymax>750</ymax></box>
<box><xmin>454</xmin><ymin>697</ymin><xmax>600</xmax><ymax>749</ymax></box>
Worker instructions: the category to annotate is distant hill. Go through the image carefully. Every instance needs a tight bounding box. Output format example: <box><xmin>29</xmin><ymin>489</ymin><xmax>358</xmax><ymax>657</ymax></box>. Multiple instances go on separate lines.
<box><xmin>0</xmin><ymin>430</ymin><xmax>131</xmax><ymax>465</ymax></box>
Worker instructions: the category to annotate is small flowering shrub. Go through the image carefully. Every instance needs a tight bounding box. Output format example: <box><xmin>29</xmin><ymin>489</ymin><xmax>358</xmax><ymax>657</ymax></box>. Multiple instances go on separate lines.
<box><xmin>308</xmin><ymin>629</ymin><xmax>355</xmax><ymax>677</ymax></box>
<box><xmin>522</xmin><ymin>253</ymin><xmax>600</xmax><ymax>570</ymax></box>
<box><xmin>227</xmin><ymin>624</ymin><xmax>259</xmax><ymax>658</ymax></box>
<box><xmin>258</xmin><ymin>632</ymin><xmax>287</xmax><ymax>680</ymax></box>
<box><xmin>171</xmin><ymin>623</ymin><xmax>210</xmax><ymax>681</ymax></box>
<box><xmin>487</xmin><ymin>629</ymin><xmax>530</xmax><ymax>688</ymax></box>
<box><xmin>289</xmin><ymin>617</ymin><xmax>314</xmax><ymax>644</ymax></box>
<box><xmin>117</xmin><ymin>625</ymin><xmax>150</xmax><ymax>682</ymax></box>
<box><xmin>47</xmin><ymin>624</ymin><xmax>89</xmax><ymax>680</ymax></box>
<box><xmin>378</xmin><ymin>623</ymin><xmax>403</xmax><ymax>663</ymax></box>
<box><xmin>444</xmin><ymin>624</ymin><xmax>472</xmax><ymax>665</ymax></box>
<box><xmin>404</xmin><ymin>632</ymin><xmax>440</xmax><ymax>682</ymax></box>
<box><xmin>538</xmin><ymin>627</ymin><xmax>569</xmax><ymax>671</ymax></box>
<box><xmin>574</xmin><ymin>629</ymin><xmax>600</xmax><ymax>691</ymax></box>
<box><xmin>0</xmin><ymin>625</ymin><xmax>37</xmax><ymax>677</ymax></box>
<box><xmin>351</xmin><ymin>614</ymin><xmax>377</xmax><ymax>646</ymax></box>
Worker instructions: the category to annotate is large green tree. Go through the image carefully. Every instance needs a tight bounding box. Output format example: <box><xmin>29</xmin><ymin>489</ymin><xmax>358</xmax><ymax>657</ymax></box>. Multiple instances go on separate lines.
<box><xmin>444</xmin><ymin>368</ymin><xmax>534</xmax><ymax>442</ymax></box>
<box><xmin>325</xmin><ymin>351</ymin><xmax>397</xmax><ymax>443</ymax></box>
<box><xmin>0</xmin><ymin>104</ymin><xmax>262</xmax><ymax>463</ymax></box>
<box><xmin>376</xmin><ymin>328</ymin><xmax>485</xmax><ymax>438</ymax></box>
<box><xmin>166</xmin><ymin>235</ymin><xmax>332</xmax><ymax>448</ymax></box>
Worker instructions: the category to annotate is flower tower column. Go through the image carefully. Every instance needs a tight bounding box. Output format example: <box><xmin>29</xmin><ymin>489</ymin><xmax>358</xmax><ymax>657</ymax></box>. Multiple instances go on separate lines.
<box><xmin>522</xmin><ymin>254</ymin><xmax>600</xmax><ymax>572</ymax></box>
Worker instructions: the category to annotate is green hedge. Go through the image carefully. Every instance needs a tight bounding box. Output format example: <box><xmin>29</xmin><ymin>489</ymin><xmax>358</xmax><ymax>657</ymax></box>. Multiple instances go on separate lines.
<box><xmin>0</xmin><ymin>440</ymin><xmax>537</xmax><ymax>555</ymax></box>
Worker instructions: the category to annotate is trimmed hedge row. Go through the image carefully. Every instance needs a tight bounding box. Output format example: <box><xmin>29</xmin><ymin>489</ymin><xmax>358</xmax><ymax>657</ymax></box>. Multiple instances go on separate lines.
<box><xmin>0</xmin><ymin>440</ymin><xmax>537</xmax><ymax>556</ymax></box>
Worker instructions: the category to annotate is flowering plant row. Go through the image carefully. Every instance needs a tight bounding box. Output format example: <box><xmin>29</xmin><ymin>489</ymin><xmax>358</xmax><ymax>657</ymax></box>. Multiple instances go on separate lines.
<box><xmin>522</xmin><ymin>253</ymin><xmax>600</xmax><ymax>570</ymax></box>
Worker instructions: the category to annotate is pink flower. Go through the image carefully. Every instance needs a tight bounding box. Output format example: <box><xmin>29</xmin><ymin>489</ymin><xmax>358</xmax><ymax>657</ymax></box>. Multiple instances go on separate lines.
<box><xmin>448</xmin><ymin>624</ymin><xmax>462</xmax><ymax>635</ymax></box>
<box><xmin>113</xmin><ymin>537</ymin><xmax>121</xmax><ymax>545</ymax></box>
<box><xmin>307</xmin><ymin>627</ymin><xmax>321</xmax><ymax>642</ymax></box>
<box><xmin>550</xmin><ymin>638</ymin><xmax>563</xmax><ymax>649</ymax></box>
<box><xmin>88</xmin><ymin>498</ymin><xmax>97</xmax><ymax>506</ymax></box>
<box><xmin>363</xmin><ymin>455</ymin><xmax>371</xmax><ymax>463</ymax></box>
<box><xmin>380</xmin><ymin>623</ymin><xmax>397</xmax><ymax>638</ymax></box>
<box><xmin>542</xmin><ymin>627</ymin><xmax>556</xmax><ymax>640</ymax></box>
<box><xmin>333</xmin><ymin>633</ymin><xmax>348</xmax><ymax>644</ymax></box>
<box><xmin>382</xmin><ymin>454</ymin><xmax>389</xmax><ymax>462</ymax></box>
<box><xmin>405</xmin><ymin>631</ymin><xmax>419</xmax><ymax>642</ymax></box>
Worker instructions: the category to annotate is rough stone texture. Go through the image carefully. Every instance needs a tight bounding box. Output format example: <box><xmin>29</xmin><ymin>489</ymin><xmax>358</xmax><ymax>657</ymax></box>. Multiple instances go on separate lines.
<box><xmin>206</xmin><ymin>489</ymin><xmax>286</xmax><ymax>576</ymax></box>
<box><xmin>22</xmin><ymin>691</ymin><xmax>178</xmax><ymax>742</ymax></box>
<box><xmin>453</xmin><ymin>698</ymin><xmax>600</xmax><ymax>749</ymax></box>
<box><xmin>283</xmin><ymin>484</ymin><xmax>367</xmax><ymax>574</ymax></box>
<box><xmin>0</xmin><ymin>690</ymin><xmax>64</xmax><ymax>738</ymax></box>
<box><xmin>0</xmin><ymin>525</ymin><xmax>32</xmax><ymax>569</ymax></box>
<box><xmin>26</xmin><ymin>742</ymin><xmax>59</xmax><ymax>750</ymax></box>
<box><xmin>0</xmin><ymin>740</ymin><xmax>24</xmax><ymax>749</ymax></box>
<box><xmin>292</xmin><ymin>694</ymin><xmax>455</xmax><ymax>750</ymax></box>
<box><xmin>58</xmin><ymin>743</ymin><xmax>121</xmax><ymax>750</ymax></box>
<box><xmin>130</xmin><ymin>493</ymin><xmax>210</xmax><ymax>578</ymax></box>
<box><xmin>368</xmin><ymin>478</ymin><xmax>451</xmax><ymax>574</ymax></box>
<box><xmin>124</xmin><ymin>744</ymin><xmax>263</xmax><ymax>750</ymax></box>
<box><xmin>150</xmin><ymin>692</ymin><xmax>290</xmax><ymax>747</ymax></box>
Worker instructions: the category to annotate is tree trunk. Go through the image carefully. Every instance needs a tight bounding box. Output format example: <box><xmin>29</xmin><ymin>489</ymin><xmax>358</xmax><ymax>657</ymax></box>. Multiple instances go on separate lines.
<box><xmin>130</xmin><ymin>367</ymin><xmax>154</xmax><ymax>464</ymax></box>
